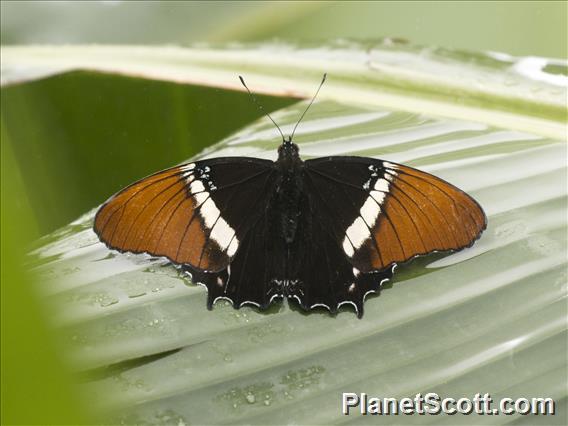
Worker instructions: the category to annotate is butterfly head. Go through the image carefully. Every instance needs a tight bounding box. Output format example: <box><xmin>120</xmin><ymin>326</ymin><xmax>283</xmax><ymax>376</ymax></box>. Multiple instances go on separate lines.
<box><xmin>278</xmin><ymin>138</ymin><xmax>300</xmax><ymax>163</ymax></box>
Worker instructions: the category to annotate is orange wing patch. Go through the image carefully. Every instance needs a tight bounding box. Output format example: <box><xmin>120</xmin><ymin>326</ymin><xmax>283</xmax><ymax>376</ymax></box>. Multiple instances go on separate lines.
<box><xmin>94</xmin><ymin>165</ymin><xmax>229</xmax><ymax>272</ymax></box>
<box><xmin>369</xmin><ymin>162</ymin><xmax>486</xmax><ymax>269</ymax></box>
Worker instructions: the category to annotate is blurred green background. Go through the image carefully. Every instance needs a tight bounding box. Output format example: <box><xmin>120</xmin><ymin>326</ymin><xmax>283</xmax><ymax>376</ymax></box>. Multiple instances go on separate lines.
<box><xmin>2</xmin><ymin>1</ymin><xmax>567</xmax><ymax>58</ymax></box>
<box><xmin>1</xmin><ymin>1</ymin><xmax>566</xmax><ymax>425</ymax></box>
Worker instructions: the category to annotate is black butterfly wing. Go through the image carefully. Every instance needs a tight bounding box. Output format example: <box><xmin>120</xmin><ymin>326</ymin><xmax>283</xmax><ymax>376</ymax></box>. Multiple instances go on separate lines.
<box><xmin>94</xmin><ymin>157</ymin><xmax>275</xmax><ymax>273</ymax></box>
<box><xmin>286</xmin><ymin>190</ymin><xmax>393</xmax><ymax>317</ymax></box>
<box><xmin>188</xmin><ymin>210</ymin><xmax>288</xmax><ymax>310</ymax></box>
<box><xmin>290</xmin><ymin>156</ymin><xmax>487</xmax><ymax>316</ymax></box>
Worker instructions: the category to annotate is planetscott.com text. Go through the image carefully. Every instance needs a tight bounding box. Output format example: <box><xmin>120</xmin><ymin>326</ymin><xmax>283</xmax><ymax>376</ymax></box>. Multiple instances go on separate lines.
<box><xmin>342</xmin><ymin>392</ymin><xmax>555</xmax><ymax>416</ymax></box>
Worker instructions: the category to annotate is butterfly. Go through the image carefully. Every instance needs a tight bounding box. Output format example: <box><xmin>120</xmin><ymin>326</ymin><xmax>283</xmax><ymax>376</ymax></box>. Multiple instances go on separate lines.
<box><xmin>94</xmin><ymin>75</ymin><xmax>486</xmax><ymax>317</ymax></box>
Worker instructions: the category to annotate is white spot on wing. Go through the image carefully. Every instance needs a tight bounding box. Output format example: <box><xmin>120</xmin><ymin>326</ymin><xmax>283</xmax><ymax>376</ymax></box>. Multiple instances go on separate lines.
<box><xmin>374</xmin><ymin>178</ymin><xmax>390</xmax><ymax>195</ymax></box>
<box><xmin>210</xmin><ymin>216</ymin><xmax>235</xmax><ymax>251</ymax></box>
<box><xmin>194</xmin><ymin>191</ymin><xmax>208</xmax><ymax>205</ymax></box>
<box><xmin>371</xmin><ymin>177</ymin><xmax>390</xmax><ymax>206</ymax></box>
<box><xmin>384</xmin><ymin>173</ymin><xmax>394</xmax><ymax>183</ymax></box>
<box><xmin>342</xmin><ymin>175</ymin><xmax>392</xmax><ymax>258</ymax></box>
<box><xmin>224</xmin><ymin>264</ymin><xmax>232</xmax><ymax>294</ymax></box>
<box><xmin>360</xmin><ymin>197</ymin><xmax>380</xmax><ymax>227</ymax></box>
<box><xmin>346</xmin><ymin>217</ymin><xmax>369</xmax><ymax>250</ymax></box>
<box><xmin>190</xmin><ymin>180</ymin><xmax>205</xmax><ymax>194</ymax></box>
<box><xmin>191</xmin><ymin>177</ymin><xmax>240</xmax><ymax>257</ymax></box>
<box><xmin>383</xmin><ymin>161</ymin><xmax>398</xmax><ymax>170</ymax></box>
<box><xmin>373</xmin><ymin>193</ymin><xmax>389</xmax><ymax>210</ymax></box>
<box><xmin>180</xmin><ymin>163</ymin><xmax>195</xmax><ymax>172</ymax></box>
<box><xmin>200</xmin><ymin>198</ymin><xmax>220</xmax><ymax>228</ymax></box>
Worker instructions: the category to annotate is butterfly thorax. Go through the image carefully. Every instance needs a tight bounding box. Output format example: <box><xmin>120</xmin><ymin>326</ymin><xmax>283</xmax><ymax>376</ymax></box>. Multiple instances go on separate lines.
<box><xmin>275</xmin><ymin>141</ymin><xmax>304</xmax><ymax>244</ymax></box>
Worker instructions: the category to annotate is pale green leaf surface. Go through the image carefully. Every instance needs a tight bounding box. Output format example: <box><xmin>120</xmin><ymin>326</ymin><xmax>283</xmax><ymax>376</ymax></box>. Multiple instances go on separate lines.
<box><xmin>2</xmin><ymin>43</ymin><xmax>566</xmax><ymax>138</ymax></box>
<box><xmin>30</xmin><ymin>96</ymin><xmax>567</xmax><ymax>424</ymax></box>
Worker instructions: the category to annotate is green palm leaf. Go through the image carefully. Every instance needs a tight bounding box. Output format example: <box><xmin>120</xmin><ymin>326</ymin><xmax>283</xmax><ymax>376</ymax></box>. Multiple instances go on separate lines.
<box><xmin>6</xmin><ymin>42</ymin><xmax>566</xmax><ymax>424</ymax></box>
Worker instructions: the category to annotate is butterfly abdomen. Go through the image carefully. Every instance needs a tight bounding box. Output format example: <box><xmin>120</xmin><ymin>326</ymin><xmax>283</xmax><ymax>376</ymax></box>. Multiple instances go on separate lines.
<box><xmin>273</xmin><ymin>171</ymin><xmax>303</xmax><ymax>244</ymax></box>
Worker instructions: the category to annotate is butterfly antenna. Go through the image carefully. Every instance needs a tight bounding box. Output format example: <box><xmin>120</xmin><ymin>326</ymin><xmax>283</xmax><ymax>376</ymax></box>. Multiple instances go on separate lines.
<box><xmin>239</xmin><ymin>76</ymin><xmax>286</xmax><ymax>142</ymax></box>
<box><xmin>290</xmin><ymin>73</ymin><xmax>327</xmax><ymax>141</ymax></box>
